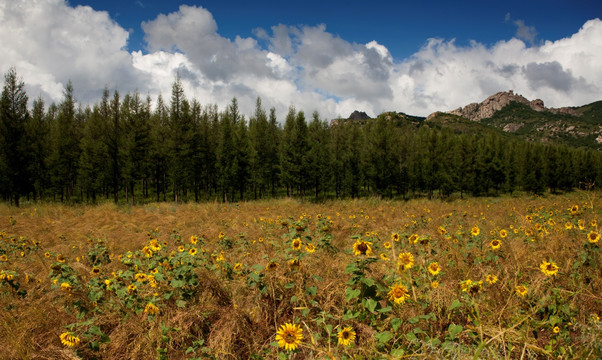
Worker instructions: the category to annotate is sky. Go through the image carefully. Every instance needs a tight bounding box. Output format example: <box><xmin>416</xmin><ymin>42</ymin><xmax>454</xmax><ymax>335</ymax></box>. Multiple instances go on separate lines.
<box><xmin>1</xmin><ymin>0</ymin><xmax>601</xmax><ymax>119</ymax></box>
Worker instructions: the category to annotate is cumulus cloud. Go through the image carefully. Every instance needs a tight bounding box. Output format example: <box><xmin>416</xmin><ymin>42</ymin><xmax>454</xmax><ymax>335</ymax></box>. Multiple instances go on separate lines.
<box><xmin>1</xmin><ymin>0</ymin><xmax>601</xmax><ymax>120</ymax></box>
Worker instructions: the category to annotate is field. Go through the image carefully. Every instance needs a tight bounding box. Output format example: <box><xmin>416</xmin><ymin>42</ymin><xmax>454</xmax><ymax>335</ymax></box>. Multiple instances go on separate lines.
<box><xmin>0</xmin><ymin>192</ymin><xmax>600</xmax><ymax>359</ymax></box>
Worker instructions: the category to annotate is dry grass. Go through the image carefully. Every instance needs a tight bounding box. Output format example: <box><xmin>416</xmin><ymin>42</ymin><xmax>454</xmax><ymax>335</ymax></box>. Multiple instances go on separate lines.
<box><xmin>0</xmin><ymin>193</ymin><xmax>600</xmax><ymax>359</ymax></box>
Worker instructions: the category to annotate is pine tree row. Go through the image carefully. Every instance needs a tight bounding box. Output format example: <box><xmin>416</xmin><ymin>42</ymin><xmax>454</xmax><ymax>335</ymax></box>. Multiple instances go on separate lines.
<box><xmin>1</xmin><ymin>68</ymin><xmax>600</xmax><ymax>205</ymax></box>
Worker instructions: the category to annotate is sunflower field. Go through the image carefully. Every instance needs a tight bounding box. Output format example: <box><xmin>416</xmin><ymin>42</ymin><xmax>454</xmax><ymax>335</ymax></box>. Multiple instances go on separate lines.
<box><xmin>0</xmin><ymin>193</ymin><xmax>600</xmax><ymax>359</ymax></box>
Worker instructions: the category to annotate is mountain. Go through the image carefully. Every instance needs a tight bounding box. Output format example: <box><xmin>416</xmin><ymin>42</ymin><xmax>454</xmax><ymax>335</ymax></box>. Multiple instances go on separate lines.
<box><xmin>426</xmin><ymin>91</ymin><xmax>602</xmax><ymax>149</ymax></box>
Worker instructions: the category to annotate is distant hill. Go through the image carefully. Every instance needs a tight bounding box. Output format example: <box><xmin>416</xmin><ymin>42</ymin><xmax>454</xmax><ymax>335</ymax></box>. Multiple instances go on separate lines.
<box><xmin>425</xmin><ymin>91</ymin><xmax>602</xmax><ymax>150</ymax></box>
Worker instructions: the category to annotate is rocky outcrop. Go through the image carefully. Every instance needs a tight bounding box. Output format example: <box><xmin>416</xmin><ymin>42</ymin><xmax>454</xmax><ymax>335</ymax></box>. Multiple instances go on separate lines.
<box><xmin>348</xmin><ymin>110</ymin><xmax>370</xmax><ymax>120</ymax></box>
<box><xmin>444</xmin><ymin>90</ymin><xmax>580</xmax><ymax>122</ymax></box>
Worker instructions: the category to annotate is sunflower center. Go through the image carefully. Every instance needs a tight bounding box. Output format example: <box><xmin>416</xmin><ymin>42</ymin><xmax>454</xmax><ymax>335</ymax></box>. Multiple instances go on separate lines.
<box><xmin>284</xmin><ymin>332</ymin><xmax>296</xmax><ymax>343</ymax></box>
<box><xmin>342</xmin><ymin>331</ymin><xmax>350</xmax><ymax>339</ymax></box>
<box><xmin>357</xmin><ymin>242</ymin><xmax>368</xmax><ymax>254</ymax></box>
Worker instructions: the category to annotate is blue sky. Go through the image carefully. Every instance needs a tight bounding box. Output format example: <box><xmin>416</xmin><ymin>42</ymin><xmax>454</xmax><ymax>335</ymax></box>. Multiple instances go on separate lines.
<box><xmin>72</xmin><ymin>0</ymin><xmax>598</xmax><ymax>59</ymax></box>
<box><xmin>1</xmin><ymin>0</ymin><xmax>601</xmax><ymax>118</ymax></box>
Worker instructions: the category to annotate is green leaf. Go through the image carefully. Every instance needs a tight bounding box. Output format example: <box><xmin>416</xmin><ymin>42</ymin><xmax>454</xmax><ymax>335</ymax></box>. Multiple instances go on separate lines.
<box><xmin>364</xmin><ymin>298</ymin><xmax>378</xmax><ymax>313</ymax></box>
<box><xmin>375</xmin><ymin>331</ymin><xmax>393</xmax><ymax>344</ymax></box>
<box><xmin>345</xmin><ymin>288</ymin><xmax>361</xmax><ymax>302</ymax></box>
<box><xmin>361</xmin><ymin>277</ymin><xmax>375</xmax><ymax>287</ymax></box>
<box><xmin>408</xmin><ymin>316</ymin><xmax>419</xmax><ymax>324</ymax></box>
<box><xmin>176</xmin><ymin>300</ymin><xmax>187</xmax><ymax>308</ymax></box>
<box><xmin>391</xmin><ymin>318</ymin><xmax>402</xmax><ymax>331</ymax></box>
<box><xmin>284</xmin><ymin>282</ymin><xmax>295</xmax><ymax>289</ymax></box>
<box><xmin>405</xmin><ymin>332</ymin><xmax>417</xmax><ymax>341</ymax></box>
<box><xmin>345</xmin><ymin>262</ymin><xmax>360</xmax><ymax>274</ymax></box>
<box><xmin>342</xmin><ymin>310</ymin><xmax>359</xmax><ymax>321</ymax></box>
<box><xmin>306</xmin><ymin>286</ymin><xmax>317</xmax><ymax>296</ymax></box>
<box><xmin>391</xmin><ymin>348</ymin><xmax>405</xmax><ymax>357</ymax></box>
<box><xmin>378</xmin><ymin>306</ymin><xmax>392</xmax><ymax>313</ymax></box>
<box><xmin>448</xmin><ymin>324</ymin><xmax>463</xmax><ymax>339</ymax></box>
<box><xmin>449</xmin><ymin>299</ymin><xmax>463</xmax><ymax>312</ymax></box>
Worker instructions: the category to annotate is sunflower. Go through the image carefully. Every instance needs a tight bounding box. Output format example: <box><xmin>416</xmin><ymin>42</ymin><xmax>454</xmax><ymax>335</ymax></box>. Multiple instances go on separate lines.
<box><xmin>397</xmin><ymin>252</ymin><xmax>414</xmax><ymax>271</ymax></box>
<box><xmin>233</xmin><ymin>262</ymin><xmax>243</xmax><ymax>272</ymax></box>
<box><xmin>44</xmin><ymin>251</ymin><xmax>51</xmax><ymax>258</ymax></box>
<box><xmin>142</xmin><ymin>246</ymin><xmax>153</xmax><ymax>258</ymax></box>
<box><xmin>564</xmin><ymin>222</ymin><xmax>573</xmax><ymax>230</ymax></box>
<box><xmin>408</xmin><ymin>234</ymin><xmax>419</xmax><ymax>244</ymax></box>
<box><xmin>388</xmin><ymin>283</ymin><xmax>410</xmax><ymax>304</ymax></box>
<box><xmin>460</xmin><ymin>279</ymin><xmax>473</xmax><ymax>292</ymax></box>
<box><xmin>305</xmin><ymin>243</ymin><xmax>316</xmax><ymax>253</ymax></box>
<box><xmin>438</xmin><ymin>226</ymin><xmax>447</xmax><ymax>235</ymax></box>
<box><xmin>490</xmin><ymin>239</ymin><xmax>501</xmax><ymax>250</ymax></box>
<box><xmin>275</xmin><ymin>323</ymin><xmax>303</xmax><ymax>351</ymax></box>
<box><xmin>570</xmin><ymin>205</ymin><xmax>579</xmax><ymax>215</ymax></box>
<box><xmin>428</xmin><ymin>262</ymin><xmax>441</xmax><ymax>276</ymax></box>
<box><xmin>592</xmin><ymin>220</ymin><xmax>598</xmax><ymax>227</ymax></box>
<box><xmin>337</xmin><ymin>326</ymin><xmax>356</xmax><ymax>346</ymax></box>
<box><xmin>391</xmin><ymin>233</ymin><xmax>400</xmax><ymax>242</ymax></box>
<box><xmin>127</xmin><ymin>284</ymin><xmax>137</xmax><ymax>293</ymax></box>
<box><xmin>288</xmin><ymin>259</ymin><xmax>301</xmax><ymax>269</ymax></box>
<box><xmin>515</xmin><ymin>285</ymin><xmax>528</xmax><ymax>297</ymax></box>
<box><xmin>144</xmin><ymin>302</ymin><xmax>159</xmax><ymax>315</ymax></box>
<box><xmin>91</xmin><ymin>267</ymin><xmax>101</xmax><ymax>276</ymax></box>
<box><xmin>291</xmin><ymin>238</ymin><xmax>302</xmax><ymax>251</ymax></box>
<box><xmin>218</xmin><ymin>232</ymin><xmax>226</xmax><ymax>239</ymax></box>
<box><xmin>485</xmin><ymin>274</ymin><xmax>498</xmax><ymax>284</ymax></box>
<box><xmin>553</xmin><ymin>326</ymin><xmax>560</xmax><ymax>333</ymax></box>
<box><xmin>59</xmin><ymin>332</ymin><xmax>80</xmax><ymax>347</ymax></box>
<box><xmin>499</xmin><ymin>229</ymin><xmax>508</xmax><ymax>238</ymax></box>
<box><xmin>578</xmin><ymin>219</ymin><xmax>585</xmax><ymax>230</ymax></box>
<box><xmin>587</xmin><ymin>231</ymin><xmax>600</xmax><ymax>243</ymax></box>
<box><xmin>56</xmin><ymin>254</ymin><xmax>66</xmax><ymax>263</ymax></box>
<box><xmin>266</xmin><ymin>261</ymin><xmax>279</xmax><ymax>270</ymax></box>
<box><xmin>149</xmin><ymin>239</ymin><xmax>162</xmax><ymax>252</ymax></box>
<box><xmin>0</xmin><ymin>254</ymin><xmax>7</xmax><ymax>262</ymax></box>
<box><xmin>190</xmin><ymin>235</ymin><xmax>198</xmax><ymax>244</ymax></box>
<box><xmin>540</xmin><ymin>260</ymin><xmax>559</xmax><ymax>276</ymax></box>
<box><xmin>60</xmin><ymin>282</ymin><xmax>72</xmax><ymax>292</ymax></box>
<box><xmin>178</xmin><ymin>245</ymin><xmax>185</xmax><ymax>252</ymax></box>
<box><xmin>431</xmin><ymin>280</ymin><xmax>439</xmax><ymax>289</ymax></box>
<box><xmin>189</xmin><ymin>248</ymin><xmax>198</xmax><ymax>256</ymax></box>
<box><xmin>352</xmin><ymin>240</ymin><xmax>373</xmax><ymax>256</ymax></box>
<box><xmin>471</xmin><ymin>225</ymin><xmax>480</xmax><ymax>237</ymax></box>
<box><xmin>383</xmin><ymin>241</ymin><xmax>392</xmax><ymax>249</ymax></box>
<box><xmin>135</xmin><ymin>273</ymin><xmax>147</xmax><ymax>282</ymax></box>
<box><xmin>380</xmin><ymin>253</ymin><xmax>389</xmax><ymax>261</ymax></box>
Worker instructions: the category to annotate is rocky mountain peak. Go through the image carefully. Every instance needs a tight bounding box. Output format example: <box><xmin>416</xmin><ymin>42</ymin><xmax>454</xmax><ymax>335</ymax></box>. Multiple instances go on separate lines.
<box><xmin>348</xmin><ymin>110</ymin><xmax>370</xmax><ymax>120</ymax></box>
<box><xmin>444</xmin><ymin>90</ymin><xmax>579</xmax><ymax>121</ymax></box>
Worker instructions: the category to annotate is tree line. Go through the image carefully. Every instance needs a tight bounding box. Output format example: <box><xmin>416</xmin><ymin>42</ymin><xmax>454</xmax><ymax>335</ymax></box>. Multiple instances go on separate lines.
<box><xmin>1</xmin><ymin>68</ymin><xmax>601</xmax><ymax>206</ymax></box>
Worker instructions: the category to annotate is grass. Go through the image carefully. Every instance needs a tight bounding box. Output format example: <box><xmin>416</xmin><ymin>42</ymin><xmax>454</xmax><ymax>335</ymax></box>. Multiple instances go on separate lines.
<box><xmin>0</xmin><ymin>193</ymin><xmax>600</xmax><ymax>359</ymax></box>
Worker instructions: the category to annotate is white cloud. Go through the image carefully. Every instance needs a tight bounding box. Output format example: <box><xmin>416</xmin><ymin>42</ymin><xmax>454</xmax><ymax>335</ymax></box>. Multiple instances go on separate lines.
<box><xmin>0</xmin><ymin>0</ymin><xmax>601</xmax><ymax>120</ymax></box>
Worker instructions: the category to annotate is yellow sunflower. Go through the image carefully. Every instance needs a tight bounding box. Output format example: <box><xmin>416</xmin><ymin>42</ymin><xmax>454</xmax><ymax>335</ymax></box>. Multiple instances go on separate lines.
<box><xmin>337</xmin><ymin>326</ymin><xmax>356</xmax><ymax>346</ymax></box>
<box><xmin>292</xmin><ymin>238</ymin><xmax>302</xmax><ymax>251</ymax></box>
<box><xmin>275</xmin><ymin>323</ymin><xmax>303</xmax><ymax>351</ymax></box>
<box><xmin>0</xmin><ymin>254</ymin><xmax>7</xmax><ymax>262</ymax></box>
<box><xmin>408</xmin><ymin>234</ymin><xmax>419</xmax><ymax>244</ymax></box>
<box><xmin>438</xmin><ymin>226</ymin><xmax>447</xmax><ymax>235</ymax></box>
<box><xmin>233</xmin><ymin>262</ymin><xmax>243</xmax><ymax>272</ymax></box>
<box><xmin>431</xmin><ymin>280</ymin><xmax>439</xmax><ymax>289</ymax></box>
<box><xmin>60</xmin><ymin>282</ymin><xmax>71</xmax><ymax>292</ymax></box>
<box><xmin>144</xmin><ymin>302</ymin><xmax>159</xmax><ymax>315</ymax></box>
<box><xmin>428</xmin><ymin>262</ymin><xmax>441</xmax><ymax>276</ymax></box>
<box><xmin>471</xmin><ymin>225</ymin><xmax>480</xmax><ymax>237</ymax></box>
<box><xmin>305</xmin><ymin>243</ymin><xmax>316</xmax><ymax>253</ymax></box>
<box><xmin>266</xmin><ymin>261</ymin><xmax>279</xmax><ymax>270</ymax></box>
<box><xmin>540</xmin><ymin>260</ymin><xmax>559</xmax><ymax>276</ymax></box>
<box><xmin>380</xmin><ymin>253</ymin><xmax>389</xmax><ymax>261</ymax></box>
<box><xmin>190</xmin><ymin>235</ymin><xmax>198</xmax><ymax>244</ymax></box>
<box><xmin>135</xmin><ymin>273</ymin><xmax>147</xmax><ymax>282</ymax></box>
<box><xmin>391</xmin><ymin>233</ymin><xmax>400</xmax><ymax>242</ymax></box>
<box><xmin>383</xmin><ymin>241</ymin><xmax>392</xmax><ymax>249</ymax></box>
<box><xmin>352</xmin><ymin>240</ymin><xmax>373</xmax><ymax>256</ymax></box>
<box><xmin>587</xmin><ymin>231</ymin><xmax>600</xmax><ymax>244</ymax></box>
<box><xmin>553</xmin><ymin>326</ymin><xmax>560</xmax><ymax>333</ymax></box>
<box><xmin>485</xmin><ymin>274</ymin><xmax>498</xmax><ymax>284</ymax></box>
<box><xmin>570</xmin><ymin>204</ymin><xmax>579</xmax><ymax>215</ymax></box>
<box><xmin>388</xmin><ymin>283</ymin><xmax>410</xmax><ymax>304</ymax></box>
<box><xmin>490</xmin><ymin>239</ymin><xmax>501</xmax><ymax>250</ymax></box>
<box><xmin>515</xmin><ymin>285</ymin><xmax>528</xmax><ymax>297</ymax></box>
<box><xmin>397</xmin><ymin>252</ymin><xmax>414</xmax><ymax>271</ymax></box>
<box><xmin>59</xmin><ymin>332</ymin><xmax>80</xmax><ymax>347</ymax></box>
<box><xmin>189</xmin><ymin>248</ymin><xmax>198</xmax><ymax>256</ymax></box>
<box><xmin>499</xmin><ymin>229</ymin><xmax>508</xmax><ymax>238</ymax></box>
<box><xmin>178</xmin><ymin>245</ymin><xmax>185</xmax><ymax>252</ymax></box>
<box><xmin>56</xmin><ymin>254</ymin><xmax>66</xmax><ymax>263</ymax></box>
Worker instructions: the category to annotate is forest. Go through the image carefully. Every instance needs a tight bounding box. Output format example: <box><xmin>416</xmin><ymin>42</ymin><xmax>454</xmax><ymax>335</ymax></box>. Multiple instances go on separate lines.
<box><xmin>1</xmin><ymin>67</ymin><xmax>601</xmax><ymax>206</ymax></box>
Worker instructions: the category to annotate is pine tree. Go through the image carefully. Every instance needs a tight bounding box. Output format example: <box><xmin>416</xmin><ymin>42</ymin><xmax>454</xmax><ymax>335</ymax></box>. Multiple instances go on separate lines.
<box><xmin>27</xmin><ymin>97</ymin><xmax>50</xmax><ymax>200</ymax></box>
<box><xmin>306</xmin><ymin>111</ymin><xmax>331</xmax><ymax>201</ymax></box>
<box><xmin>0</xmin><ymin>67</ymin><xmax>31</xmax><ymax>206</ymax></box>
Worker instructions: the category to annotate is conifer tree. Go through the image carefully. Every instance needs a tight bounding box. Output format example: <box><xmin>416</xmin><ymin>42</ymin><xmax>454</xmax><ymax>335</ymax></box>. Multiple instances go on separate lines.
<box><xmin>0</xmin><ymin>67</ymin><xmax>31</xmax><ymax>205</ymax></box>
